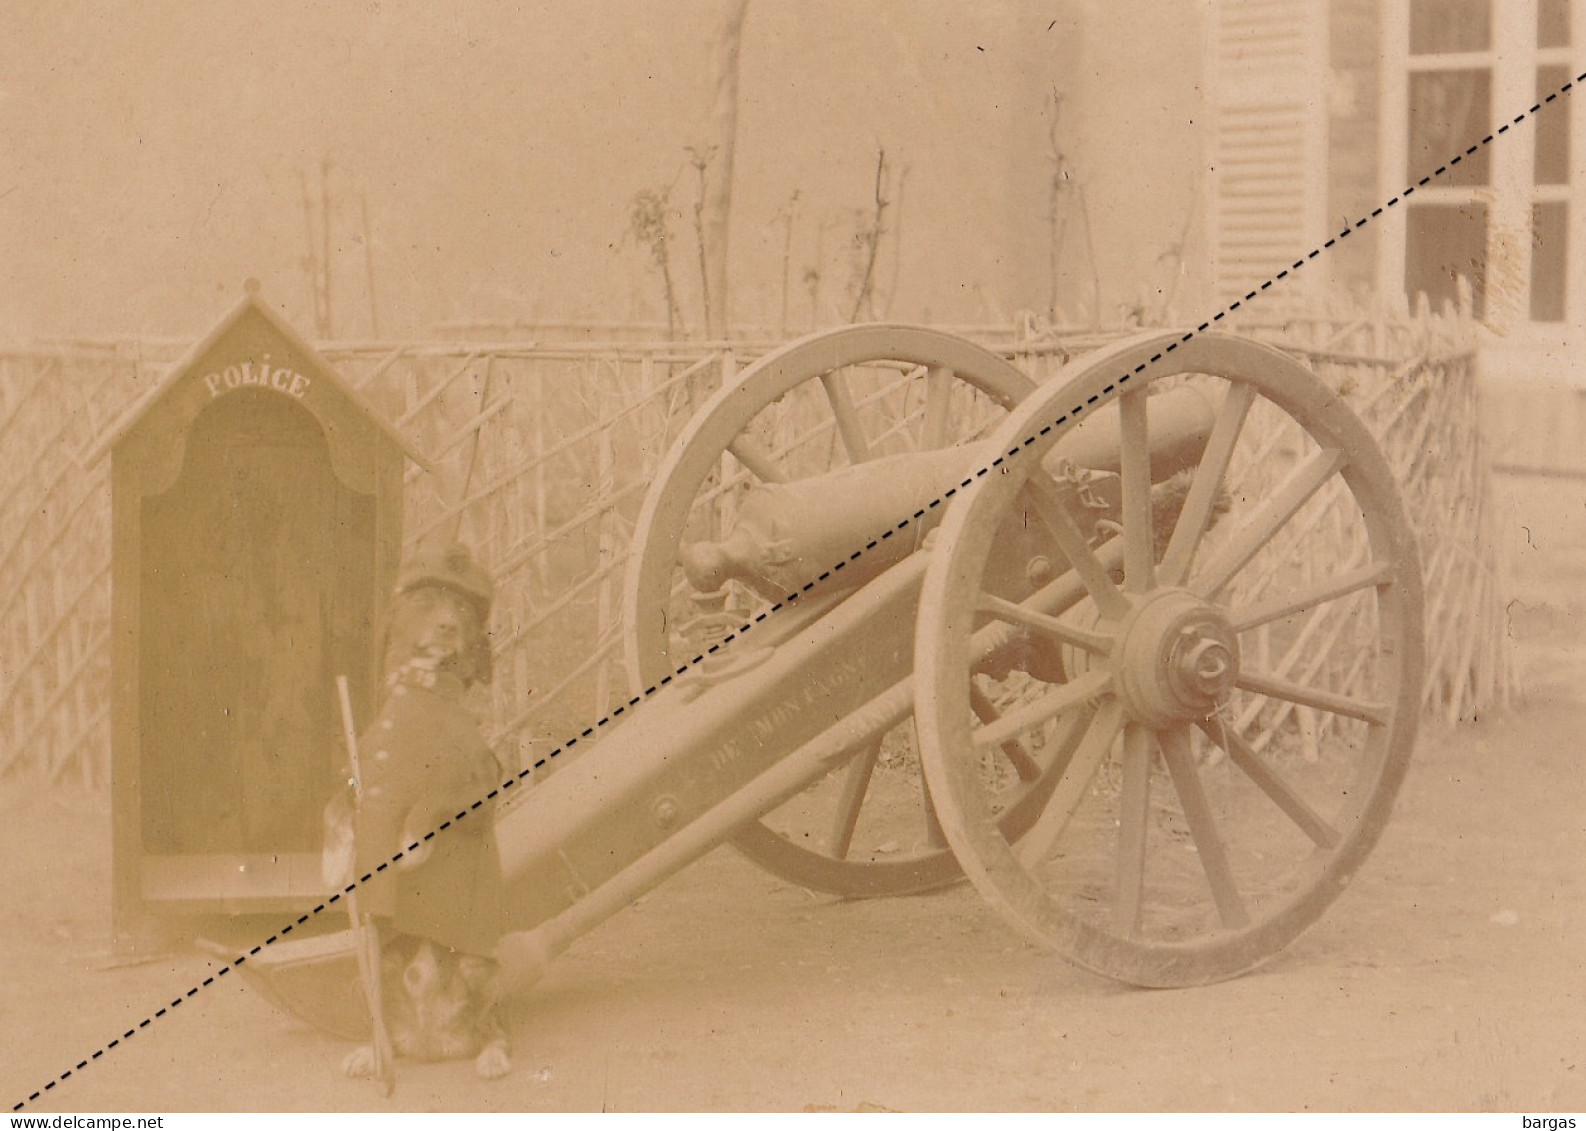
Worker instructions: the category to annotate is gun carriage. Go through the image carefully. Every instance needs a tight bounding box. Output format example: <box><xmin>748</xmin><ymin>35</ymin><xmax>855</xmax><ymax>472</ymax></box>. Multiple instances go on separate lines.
<box><xmin>246</xmin><ymin>324</ymin><xmax>1423</xmax><ymax>1031</ymax></box>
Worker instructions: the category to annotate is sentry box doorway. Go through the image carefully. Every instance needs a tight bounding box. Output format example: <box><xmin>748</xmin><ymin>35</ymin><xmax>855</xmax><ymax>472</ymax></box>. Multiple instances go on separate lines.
<box><xmin>97</xmin><ymin>287</ymin><xmax>426</xmax><ymax>948</ymax></box>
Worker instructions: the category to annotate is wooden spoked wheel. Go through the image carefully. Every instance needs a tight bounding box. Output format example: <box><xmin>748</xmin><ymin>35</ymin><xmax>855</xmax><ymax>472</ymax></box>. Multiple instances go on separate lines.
<box><xmin>625</xmin><ymin>324</ymin><xmax>1057</xmax><ymax>897</ymax></box>
<box><xmin>915</xmin><ymin>331</ymin><xmax>1424</xmax><ymax>986</ymax></box>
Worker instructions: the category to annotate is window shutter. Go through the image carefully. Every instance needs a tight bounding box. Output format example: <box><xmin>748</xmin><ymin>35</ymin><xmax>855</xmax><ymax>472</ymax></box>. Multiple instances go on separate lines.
<box><xmin>1208</xmin><ymin>0</ymin><xmax>1330</xmax><ymax>304</ymax></box>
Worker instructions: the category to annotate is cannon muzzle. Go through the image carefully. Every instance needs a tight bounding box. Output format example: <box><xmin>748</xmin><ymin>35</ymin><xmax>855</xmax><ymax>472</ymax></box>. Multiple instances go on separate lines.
<box><xmin>682</xmin><ymin>383</ymin><xmax>1214</xmax><ymax>595</ymax></box>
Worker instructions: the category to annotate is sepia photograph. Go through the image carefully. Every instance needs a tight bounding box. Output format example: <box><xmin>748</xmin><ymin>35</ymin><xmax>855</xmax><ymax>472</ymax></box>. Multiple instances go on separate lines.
<box><xmin>1</xmin><ymin>0</ymin><xmax>1582</xmax><ymax>1116</ymax></box>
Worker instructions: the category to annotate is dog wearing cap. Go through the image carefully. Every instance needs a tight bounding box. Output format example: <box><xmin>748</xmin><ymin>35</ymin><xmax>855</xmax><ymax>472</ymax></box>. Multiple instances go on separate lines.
<box><xmin>336</xmin><ymin>541</ymin><xmax>514</xmax><ymax>1081</ymax></box>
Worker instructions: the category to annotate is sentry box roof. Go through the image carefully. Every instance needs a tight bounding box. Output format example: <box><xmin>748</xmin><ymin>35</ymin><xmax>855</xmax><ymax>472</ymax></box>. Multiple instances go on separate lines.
<box><xmin>88</xmin><ymin>283</ymin><xmax>431</xmax><ymax>476</ymax></box>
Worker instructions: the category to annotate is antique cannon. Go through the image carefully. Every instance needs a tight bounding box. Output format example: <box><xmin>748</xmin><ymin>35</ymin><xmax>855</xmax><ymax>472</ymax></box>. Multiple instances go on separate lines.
<box><xmin>242</xmin><ymin>325</ymin><xmax>1422</xmax><ymax>1031</ymax></box>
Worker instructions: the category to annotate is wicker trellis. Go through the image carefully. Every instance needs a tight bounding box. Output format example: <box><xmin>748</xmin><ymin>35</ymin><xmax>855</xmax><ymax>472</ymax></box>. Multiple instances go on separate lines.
<box><xmin>1222</xmin><ymin>301</ymin><xmax>1513</xmax><ymax>726</ymax></box>
<box><xmin>0</xmin><ymin>309</ymin><xmax>1509</xmax><ymax>788</ymax></box>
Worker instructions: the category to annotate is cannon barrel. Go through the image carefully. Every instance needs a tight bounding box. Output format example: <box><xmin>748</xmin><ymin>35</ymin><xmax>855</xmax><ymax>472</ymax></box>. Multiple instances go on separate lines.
<box><xmin>681</xmin><ymin>383</ymin><xmax>1214</xmax><ymax>595</ymax></box>
<box><xmin>1051</xmin><ymin>382</ymin><xmax>1215</xmax><ymax>476</ymax></box>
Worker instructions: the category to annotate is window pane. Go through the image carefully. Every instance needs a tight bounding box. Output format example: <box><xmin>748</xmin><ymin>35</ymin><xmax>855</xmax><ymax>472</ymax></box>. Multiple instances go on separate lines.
<box><xmin>1537</xmin><ymin>65</ymin><xmax>1572</xmax><ymax>184</ymax></box>
<box><xmin>1531</xmin><ymin>202</ymin><xmax>1568</xmax><ymax>322</ymax></box>
<box><xmin>1405</xmin><ymin>203</ymin><xmax>1487</xmax><ymax>318</ymax></box>
<box><xmin>1539</xmin><ymin>0</ymin><xmax>1570</xmax><ymax>47</ymax></box>
<box><xmin>1408</xmin><ymin>70</ymin><xmax>1491</xmax><ymax>185</ymax></box>
<box><xmin>1410</xmin><ymin>0</ymin><xmax>1490</xmax><ymax>54</ymax></box>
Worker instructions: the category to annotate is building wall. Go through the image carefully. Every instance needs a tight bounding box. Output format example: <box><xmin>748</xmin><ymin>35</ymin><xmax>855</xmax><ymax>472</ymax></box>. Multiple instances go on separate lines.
<box><xmin>0</xmin><ymin>2</ymin><xmax>1112</xmax><ymax>339</ymax></box>
<box><xmin>1327</xmin><ymin>0</ymin><xmax>1382</xmax><ymax>299</ymax></box>
<box><xmin>0</xmin><ymin>2</ymin><xmax>1234</xmax><ymax>340</ymax></box>
<box><xmin>1060</xmin><ymin>0</ymin><xmax>1213</xmax><ymax>325</ymax></box>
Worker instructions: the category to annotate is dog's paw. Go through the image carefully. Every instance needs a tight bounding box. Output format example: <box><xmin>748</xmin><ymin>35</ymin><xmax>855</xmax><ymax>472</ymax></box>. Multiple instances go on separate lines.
<box><xmin>341</xmin><ymin>1045</ymin><xmax>380</xmax><ymax>1079</ymax></box>
<box><xmin>474</xmin><ymin>1039</ymin><xmax>511</xmax><ymax>1080</ymax></box>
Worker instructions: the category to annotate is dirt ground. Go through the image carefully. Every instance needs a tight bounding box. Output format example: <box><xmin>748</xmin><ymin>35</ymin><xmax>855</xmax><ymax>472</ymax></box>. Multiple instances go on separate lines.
<box><xmin>4</xmin><ymin>530</ymin><xmax>1585</xmax><ymax>1114</ymax></box>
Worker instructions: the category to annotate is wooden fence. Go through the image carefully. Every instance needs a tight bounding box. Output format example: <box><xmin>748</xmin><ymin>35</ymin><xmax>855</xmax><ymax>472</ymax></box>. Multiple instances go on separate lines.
<box><xmin>0</xmin><ymin>311</ymin><xmax>1508</xmax><ymax>789</ymax></box>
<box><xmin>1223</xmin><ymin>302</ymin><xmax>1513</xmax><ymax>727</ymax></box>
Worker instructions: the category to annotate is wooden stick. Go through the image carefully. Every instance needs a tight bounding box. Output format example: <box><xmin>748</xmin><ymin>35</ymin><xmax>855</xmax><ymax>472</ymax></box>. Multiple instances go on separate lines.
<box><xmin>337</xmin><ymin>675</ymin><xmax>396</xmax><ymax>1097</ymax></box>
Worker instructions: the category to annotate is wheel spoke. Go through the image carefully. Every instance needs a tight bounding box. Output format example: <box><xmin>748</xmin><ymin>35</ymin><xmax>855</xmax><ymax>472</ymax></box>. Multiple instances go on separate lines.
<box><xmin>1228</xmin><ymin>560</ymin><xmax>1394</xmax><ymax>633</ymax></box>
<box><xmin>1118</xmin><ymin>389</ymin><xmax>1155</xmax><ymax>592</ymax></box>
<box><xmin>821</xmin><ymin>369</ymin><xmax>874</xmax><ymax>463</ymax></box>
<box><xmin>727</xmin><ymin>435</ymin><xmax>788</xmax><ymax>484</ymax></box>
<box><xmin>1015</xmin><ymin>697</ymin><xmax>1124</xmax><ymax>868</ymax></box>
<box><xmin>977</xmin><ymin>593</ymin><xmax>1113</xmax><ymax>656</ymax></box>
<box><xmin>828</xmin><ymin>736</ymin><xmax>883</xmax><ymax>859</ymax></box>
<box><xmin>1159</xmin><ymin>382</ymin><xmax>1257</xmax><ymax>586</ymax></box>
<box><xmin>1114</xmin><ymin>722</ymin><xmax>1154</xmax><ymax>937</ymax></box>
<box><xmin>1023</xmin><ymin>474</ymin><xmax>1131</xmax><ymax>620</ymax></box>
<box><xmin>921</xmin><ymin>365</ymin><xmax>955</xmax><ymax>449</ymax></box>
<box><xmin>1197</xmin><ymin>718</ymin><xmax>1341</xmax><ymax>849</ymax></box>
<box><xmin>970</xmin><ymin>681</ymin><xmax>1043</xmax><ymax>782</ymax></box>
<box><xmin>972</xmin><ymin>668</ymin><xmax>1112</xmax><ymax>753</ymax></box>
<box><xmin>1190</xmin><ymin>446</ymin><xmax>1348</xmax><ymax>599</ymax></box>
<box><xmin>1159</xmin><ymin>724</ymin><xmax>1250</xmax><ymax>929</ymax></box>
<box><xmin>1235</xmin><ymin>669</ymin><xmax>1391</xmax><ymax>726</ymax></box>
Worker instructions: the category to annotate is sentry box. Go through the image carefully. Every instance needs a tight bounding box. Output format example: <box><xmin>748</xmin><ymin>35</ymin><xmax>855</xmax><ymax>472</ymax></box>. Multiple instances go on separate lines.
<box><xmin>97</xmin><ymin>286</ymin><xmax>426</xmax><ymax>948</ymax></box>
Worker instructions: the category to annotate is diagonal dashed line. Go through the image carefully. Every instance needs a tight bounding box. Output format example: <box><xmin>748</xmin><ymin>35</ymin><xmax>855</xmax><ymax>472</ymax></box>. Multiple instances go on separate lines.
<box><xmin>12</xmin><ymin>69</ymin><xmax>1578</xmax><ymax>1113</ymax></box>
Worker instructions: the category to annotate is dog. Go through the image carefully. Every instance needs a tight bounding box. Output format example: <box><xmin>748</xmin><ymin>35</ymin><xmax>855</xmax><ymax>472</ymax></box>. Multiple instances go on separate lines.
<box><xmin>340</xmin><ymin>931</ymin><xmax>512</xmax><ymax>1080</ymax></box>
<box><xmin>330</xmin><ymin>542</ymin><xmax>514</xmax><ymax>1082</ymax></box>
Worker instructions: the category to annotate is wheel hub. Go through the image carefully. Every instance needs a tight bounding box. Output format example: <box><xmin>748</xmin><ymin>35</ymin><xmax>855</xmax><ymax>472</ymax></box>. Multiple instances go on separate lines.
<box><xmin>1113</xmin><ymin>589</ymin><xmax>1240</xmax><ymax>727</ymax></box>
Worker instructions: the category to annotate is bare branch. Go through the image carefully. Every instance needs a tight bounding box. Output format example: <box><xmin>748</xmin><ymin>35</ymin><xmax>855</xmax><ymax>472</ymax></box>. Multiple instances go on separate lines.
<box><xmin>687</xmin><ymin>145</ymin><xmax>716</xmax><ymax>338</ymax></box>
<box><xmin>847</xmin><ymin>146</ymin><xmax>890</xmax><ymax>323</ymax></box>
<box><xmin>629</xmin><ymin>186</ymin><xmax>688</xmax><ymax>339</ymax></box>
